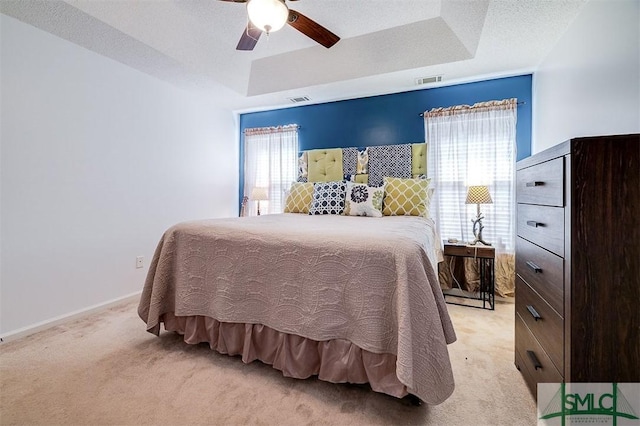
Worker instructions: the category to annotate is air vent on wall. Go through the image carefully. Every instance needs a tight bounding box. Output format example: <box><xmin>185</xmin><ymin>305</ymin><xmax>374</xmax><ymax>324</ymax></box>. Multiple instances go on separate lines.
<box><xmin>415</xmin><ymin>75</ymin><xmax>443</xmax><ymax>86</ymax></box>
<box><xmin>288</xmin><ymin>96</ymin><xmax>311</xmax><ymax>103</ymax></box>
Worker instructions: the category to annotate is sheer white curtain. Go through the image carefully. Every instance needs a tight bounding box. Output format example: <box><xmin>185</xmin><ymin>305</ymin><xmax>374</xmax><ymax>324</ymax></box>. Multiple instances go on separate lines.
<box><xmin>244</xmin><ymin>125</ymin><xmax>299</xmax><ymax>215</ymax></box>
<box><xmin>425</xmin><ymin>99</ymin><xmax>517</xmax><ymax>295</ymax></box>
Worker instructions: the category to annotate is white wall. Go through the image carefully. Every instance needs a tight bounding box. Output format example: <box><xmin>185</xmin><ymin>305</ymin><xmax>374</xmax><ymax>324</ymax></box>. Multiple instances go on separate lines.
<box><xmin>0</xmin><ymin>14</ymin><xmax>238</xmax><ymax>336</ymax></box>
<box><xmin>533</xmin><ymin>0</ymin><xmax>640</xmax><ymax>153</ymax></box>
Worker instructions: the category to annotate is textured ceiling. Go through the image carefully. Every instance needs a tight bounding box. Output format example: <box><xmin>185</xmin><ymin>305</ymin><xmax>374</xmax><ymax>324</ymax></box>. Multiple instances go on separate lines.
<box><xmin>0</xmin><ymin>0</ymin><xmax>588</xmax><ymax>112</ymax></box>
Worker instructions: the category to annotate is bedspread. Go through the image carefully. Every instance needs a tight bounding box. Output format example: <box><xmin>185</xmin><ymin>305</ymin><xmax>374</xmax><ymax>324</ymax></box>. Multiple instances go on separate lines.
<box><xmin>138</xmin><ymin>213</ymin><xmax>456</xmax><ymax>404</ymax></box>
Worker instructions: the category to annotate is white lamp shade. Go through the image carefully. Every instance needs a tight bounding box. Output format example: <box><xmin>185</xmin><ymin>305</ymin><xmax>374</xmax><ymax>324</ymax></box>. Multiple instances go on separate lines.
<box><xmin>251</xmin><ymin>187</ymin><xmax>269</xmax><ymax>201</ymax></box>
<box><xmin>247</xmin><ymin>0</ymin><xmax>288</xmax><ymax>33</ymax></box>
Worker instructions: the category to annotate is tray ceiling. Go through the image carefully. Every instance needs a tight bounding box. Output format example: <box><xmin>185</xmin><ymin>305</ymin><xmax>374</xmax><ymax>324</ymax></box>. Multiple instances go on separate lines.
<box><xmin>1</xmin><ymin>0</ymin><xmax>587</xmax><ymax>111</ymax></box>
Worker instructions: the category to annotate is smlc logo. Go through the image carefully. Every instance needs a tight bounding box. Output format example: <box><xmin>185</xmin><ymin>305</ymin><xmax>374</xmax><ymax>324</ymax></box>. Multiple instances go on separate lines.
<box><xmin>538</xmin><ymin>383</ymin><xmax>640</xmax><ymax>426</ymax></box>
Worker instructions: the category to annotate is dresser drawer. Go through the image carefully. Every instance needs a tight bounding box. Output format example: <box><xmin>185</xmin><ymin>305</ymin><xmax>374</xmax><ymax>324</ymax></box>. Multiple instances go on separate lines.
<box><xmin>516</xmin><ymin>157</ymin><xmax>564</xmax><ymax>207</ymax></box>
<box><xmin>516</xmin><ymin>237</ymin><xmax>564</xmax><ymax>315</ymax></box>
<box><xmin>516</xmin><ymin>277</ymin><xmax>564</xmax><ymax>373</ymax></box>
<box><xmin>515</xmin><ymin>314</ymin><xmax>563</xmax><ymax>388</ymax></box>
<box><xmin>515</xmin><ymin>349</ymin><xmax>536</xmax><ymax>397</ymax></box>
<box><xmin>517</xmin><ymin>204</ymin><xmax>565</xmax><ymax>257</ymax></box>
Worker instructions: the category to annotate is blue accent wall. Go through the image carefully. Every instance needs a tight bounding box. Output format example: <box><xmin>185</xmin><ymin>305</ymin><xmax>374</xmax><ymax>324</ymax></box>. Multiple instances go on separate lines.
<box><xmin>239</xmin><ymin>74</ymin><xmax>532</xmax><ymax>208</ymax></box>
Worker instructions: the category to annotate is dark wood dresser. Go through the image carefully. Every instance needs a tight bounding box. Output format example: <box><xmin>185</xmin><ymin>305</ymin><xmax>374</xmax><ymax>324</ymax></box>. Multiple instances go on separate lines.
<box><xmin>514</xmin><ymin>134</ymin><xmax>639</xmax><ymax>397</ymax></box>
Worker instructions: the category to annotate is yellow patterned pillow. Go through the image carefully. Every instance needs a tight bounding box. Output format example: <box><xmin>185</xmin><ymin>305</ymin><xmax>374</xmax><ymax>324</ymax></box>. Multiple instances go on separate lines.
<box><xmin>284</xmin><ymin>182</ymin><xmax>314</xmax><ymax>213</ymax></box>
<box><xmin>382</xmin><ymin>177</ymin><xmax>431</xmax><ymax>217</ymax></box>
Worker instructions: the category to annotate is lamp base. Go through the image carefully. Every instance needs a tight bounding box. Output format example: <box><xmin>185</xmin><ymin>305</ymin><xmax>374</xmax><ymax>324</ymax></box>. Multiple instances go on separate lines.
<box><xmin>470</xmin><ymin>213</ymin><xmax>491</xmax><ymax>246</ymax></box>
<box><xmin>468</xmin><ymin>237</ymin><xmax>491</xmax><ymax>246</ymax></box>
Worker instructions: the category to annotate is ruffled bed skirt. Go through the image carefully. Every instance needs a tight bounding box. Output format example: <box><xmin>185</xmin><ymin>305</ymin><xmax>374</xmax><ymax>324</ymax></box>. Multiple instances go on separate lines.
<box><xmin>161</xmin><ymin>313</ymin><xmax>409</xmax><ymax>399</ymax></box>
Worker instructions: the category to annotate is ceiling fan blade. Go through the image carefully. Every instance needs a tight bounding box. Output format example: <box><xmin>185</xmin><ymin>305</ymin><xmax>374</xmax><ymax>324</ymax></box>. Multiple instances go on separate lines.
<box><xmin>236</xmin><ymin>23</ymin><xmax>262</xmax><ymax>51</ymax></box>
<box><xmin>287</xmin><ymin>9</ymin><xmax>339</xmax><ymax>48</ymax></box>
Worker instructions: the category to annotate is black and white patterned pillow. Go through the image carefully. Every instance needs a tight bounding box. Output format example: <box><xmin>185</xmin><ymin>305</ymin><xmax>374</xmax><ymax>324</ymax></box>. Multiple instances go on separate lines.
<box><xmin>309</xmin><ymin>181</ymin><xmax>347</xmax><ymax>215</ymax></box>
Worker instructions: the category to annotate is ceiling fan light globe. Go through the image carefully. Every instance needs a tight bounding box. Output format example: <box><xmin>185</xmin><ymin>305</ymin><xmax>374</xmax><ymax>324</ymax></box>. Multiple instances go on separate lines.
<box><xmin>247</xmin><ymin>0</ymin><xmax>288</xmax><ymax>34</ymax></box>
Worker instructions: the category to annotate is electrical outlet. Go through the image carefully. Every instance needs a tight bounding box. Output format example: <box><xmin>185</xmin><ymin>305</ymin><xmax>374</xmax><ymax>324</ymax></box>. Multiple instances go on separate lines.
<box><xmin>136</xmin><ymin>256</ymin><xmax>144</xmax><ymax>269</ymax></box>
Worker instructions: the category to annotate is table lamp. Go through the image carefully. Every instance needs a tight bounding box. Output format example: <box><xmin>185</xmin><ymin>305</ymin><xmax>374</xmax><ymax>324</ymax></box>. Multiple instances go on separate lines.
<box><xmin>465</xmin><ymin>185</ymin><xmax>493</xmax><ymax>245</ymax></box>
<box><xmin>251</xmin><ymin>187</ymin><xmax>268</xmax><ymax>216</ymax></box>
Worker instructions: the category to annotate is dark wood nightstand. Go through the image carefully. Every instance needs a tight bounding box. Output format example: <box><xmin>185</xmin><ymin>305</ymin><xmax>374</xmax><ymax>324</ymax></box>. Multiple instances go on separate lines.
<box><xmin>442</xmin><ymin>241</ymin><xmax>495</xmax><ymax>310</ymax></box>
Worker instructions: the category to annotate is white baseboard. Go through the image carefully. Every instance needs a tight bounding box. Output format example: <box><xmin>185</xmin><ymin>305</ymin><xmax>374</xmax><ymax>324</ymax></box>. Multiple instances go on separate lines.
<box><xmin>0</xmin><ymin>291</ymin><xmax>142</xmax><ymax>343</ymax></box>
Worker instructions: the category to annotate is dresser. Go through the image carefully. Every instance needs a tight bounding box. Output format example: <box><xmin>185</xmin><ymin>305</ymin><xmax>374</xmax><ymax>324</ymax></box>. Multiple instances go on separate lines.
<box><xmin>514</xmin><ymin>134</ymin><xmax>639</xmax><ymax>397</ymax></box>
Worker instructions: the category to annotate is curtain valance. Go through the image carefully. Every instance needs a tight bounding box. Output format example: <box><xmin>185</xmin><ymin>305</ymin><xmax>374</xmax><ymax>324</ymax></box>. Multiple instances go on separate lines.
<box><xmin>244</xmin><ymin>124</ymin><xmax>299</xmax><ymax>136</ymax></box>
<box><xmin>423</xmin><ymin>98</ymin><xmax>518</xmax><ymax>118</ymax></box>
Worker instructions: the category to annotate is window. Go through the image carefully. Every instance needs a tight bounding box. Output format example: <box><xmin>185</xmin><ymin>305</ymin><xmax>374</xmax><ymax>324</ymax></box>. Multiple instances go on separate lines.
<box><xmin>425</xmin><ymin>100</ymin><xmax>517</xmax><ymax>252</ymax></box>
<box><xmin>425</xmin><ymin>100</ymin><xmax>518</xmax><ymax>296</ymax></box>
<box><xmin>243</xmin><ymin>125</ymin><xmax>299</xmax><ymax>215</ymax></box>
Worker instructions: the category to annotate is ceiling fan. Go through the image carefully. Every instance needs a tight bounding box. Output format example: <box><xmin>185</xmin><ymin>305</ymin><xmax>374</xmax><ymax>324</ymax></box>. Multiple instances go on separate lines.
<box><xmin>220</xmin><ymin>0</ymin><xmax>340</xmax><ymax>51</ymax></box>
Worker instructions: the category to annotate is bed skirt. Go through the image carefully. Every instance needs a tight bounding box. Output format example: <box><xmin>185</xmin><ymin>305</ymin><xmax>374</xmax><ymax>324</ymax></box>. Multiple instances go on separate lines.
<box><xmin>160</xmin><ymin>313</ymin><xmax>409</xmax><ymax>399</ymax></box>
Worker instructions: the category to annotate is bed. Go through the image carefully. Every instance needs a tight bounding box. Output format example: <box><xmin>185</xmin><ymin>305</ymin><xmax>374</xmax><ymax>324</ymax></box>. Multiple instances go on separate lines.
<box><xmin>138</xmin><ymin>212</ymin><xmax>456</xmax><ymax>405</ymax></box>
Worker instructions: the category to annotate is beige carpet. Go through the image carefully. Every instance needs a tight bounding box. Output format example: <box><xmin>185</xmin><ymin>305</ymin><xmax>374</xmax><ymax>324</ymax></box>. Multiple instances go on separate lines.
<box><xmin>0</xmin><ymin>297</ymin><xmax>536</xmax><ymax>425</ymax></box>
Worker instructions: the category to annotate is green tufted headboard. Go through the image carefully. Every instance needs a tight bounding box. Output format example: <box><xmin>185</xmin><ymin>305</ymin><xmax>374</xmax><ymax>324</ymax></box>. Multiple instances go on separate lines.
<box><xmin>307</xmin><ymin>149</ymin><xmax>344</xmax><ymax>182</ymax></box>
<box><xmin>298</xmin><ymin>142</ymin><xmax>427</xmax><ymax>187</ymax></box>
<box><xmin>412</xmin><ymin>143</ymin><xmax>427</xmax><ymax>177</ymax></box>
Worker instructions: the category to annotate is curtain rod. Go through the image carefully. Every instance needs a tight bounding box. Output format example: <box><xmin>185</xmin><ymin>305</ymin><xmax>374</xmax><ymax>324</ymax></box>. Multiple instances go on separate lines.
<box><xmin>418</xmin><ymin>101</ymin><xmax>526</xmax><ymax>117</ymax></box>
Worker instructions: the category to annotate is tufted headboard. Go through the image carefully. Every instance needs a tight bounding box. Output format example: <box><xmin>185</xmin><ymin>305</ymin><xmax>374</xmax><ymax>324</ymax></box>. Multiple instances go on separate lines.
<box><xmin>298</xmin><ymin>142</ymin><xmax>427</xmax><ymax>187</ymax></box>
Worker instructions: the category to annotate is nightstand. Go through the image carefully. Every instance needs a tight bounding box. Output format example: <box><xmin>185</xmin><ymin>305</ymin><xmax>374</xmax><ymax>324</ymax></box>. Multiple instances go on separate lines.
<box><xmin>442</xmin><ymin>241</ymin><xmax>495</xmax><ymax>310</ymax></box>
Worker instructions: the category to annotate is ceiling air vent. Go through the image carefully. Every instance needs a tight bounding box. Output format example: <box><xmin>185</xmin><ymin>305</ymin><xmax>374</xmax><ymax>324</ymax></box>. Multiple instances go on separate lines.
<box><xmin>288</xmin><ymin>96</ymin><xmax>311</xmax><ymax>103</ymax></box>
<box><xmin>415</xmin><ymin>75</ymin><xmax>443</xmax><ymax>86</ymax></box>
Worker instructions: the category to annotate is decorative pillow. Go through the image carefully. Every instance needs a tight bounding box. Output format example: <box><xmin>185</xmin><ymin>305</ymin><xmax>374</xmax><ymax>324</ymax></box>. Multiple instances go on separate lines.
<box><xmin>344</xmin><ymin>182</ymin><xmax>384</xmax><ymax>217</ymax></box>
<box><xmin>382</xmin><ymin>177</ymin><xmax>432</xmax><ymax>217</ymax></box>
<box><xmin>284</xmin><ymin>182</ymin><xmax>314</xmax><ymax>214</ymax></box>
<box><xmin>344</xmin><ymin>174</ymin><xmax>369</xmax><ymax>184</ymax></box>
<box><xmin>297</xmin><ymin>151</ymin><xmax>308</xmax><ymax>181</ymax></box>
<box><xmin>357</xmin><ymin>147</ymin><xmax>369</xmax><ymax>174</ymax></box>
<box><xmin>309</xmin><ymin>181</ymin><xmax>347</xmax><ymax>215</ymax></box>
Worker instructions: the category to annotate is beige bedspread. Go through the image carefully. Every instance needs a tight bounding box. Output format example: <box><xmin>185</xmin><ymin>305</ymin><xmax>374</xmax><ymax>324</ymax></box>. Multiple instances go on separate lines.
<box><xmin>138</xmin><ymin>213</ymin><xmax>456</xmax><ymax>404</ymax></box>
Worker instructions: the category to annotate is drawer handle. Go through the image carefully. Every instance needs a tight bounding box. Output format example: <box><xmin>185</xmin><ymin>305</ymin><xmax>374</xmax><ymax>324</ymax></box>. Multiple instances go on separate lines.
<box><xmin>526</xmin><ymin>261</ymin><xmax>543</xmax><ymax>273</ymax></box>
<box><xmin>527</xmin><ymin>350</ymin><xmax>543</xmax><ymax>370</ymax></box>
<box><xmin>526</xmin><ymin>220</ymin><xmax>542</xmax><ymax>227</ymax></box>
<box><xmin>525</xmin><ymin>181</ymin><xmax>543</xmax><ymax>187</ymax></box>
<box><xmin>526</xmin><ymin>305</ymin><xmax>542</xmax><ymax>321</ymax></box>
